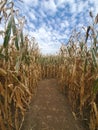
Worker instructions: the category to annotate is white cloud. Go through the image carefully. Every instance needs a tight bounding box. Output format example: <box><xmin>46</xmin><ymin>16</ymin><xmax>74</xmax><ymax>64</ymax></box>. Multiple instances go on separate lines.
<box><xmin>23</xmin><ymin>0</ymin><xmax>38</xmax><ymax>6</ymax></box>
<box><xmin>28</xmin><ymin>24</ymin><xmax>64</xmax><ymax>54</ymax></box>
<box><xmin>92</xmin><ymin>0</ymin><xmax>98</xmax><ymax>14</ymax></box>
<box><xmin>77</xmin><ymin>1</ymin><xmax>89</xmax><ymax>13</ymax></box>
<box><xmin>28</xmin><ymin>12</ymin><xmax>36</xmax><ymax>20</ymax></box>
<box><xmin>27</xmin><ymin>20</ymin><xmax>35</xmax><ymax>30</ymax></box>
<box><xmin>57</xmin><ymin>0</ymin><xmax>75</xmax><ymax>7</ymax></box>
<box><xmin>56</xmin><ymin>0</ymin><xmax>66</xmax><ymax>5</ymax></box>
<box><xmin>39</xmin><ymin>9</ymin><xmax>47</xmax><ymax>18</ymax></box>
<box><xmin>60</xmin><ymin>21</ymin><xmax>69</xmax><ymax>29</ymax></box>
<box><xmin>70</xmin><ymin>2</ymin><xmax>77</xmax><ymax>13</ymax></box>
<box><xmin>41</xmin><ymin>0</ymin><xmax>57</xmax><ymax>14</ymax></box>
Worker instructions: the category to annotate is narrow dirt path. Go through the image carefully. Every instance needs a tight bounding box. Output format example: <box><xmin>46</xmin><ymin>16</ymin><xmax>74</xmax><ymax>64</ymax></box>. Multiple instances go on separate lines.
<box><xmin>21</xmin><ymin>79</ymin><xmax>85</xmax><ymax>130</ymax></box>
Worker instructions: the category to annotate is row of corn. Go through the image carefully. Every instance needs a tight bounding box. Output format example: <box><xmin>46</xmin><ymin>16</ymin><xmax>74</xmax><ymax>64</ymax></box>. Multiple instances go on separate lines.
<box><xmin>57</xmin><ymin>13</ymin><xmax>98</xmax><ymax>130</ymax></box>
<box><xmin>0</xmin><ymin>1</ymin><xmax>41</xmax><ymax>130</ymax></box>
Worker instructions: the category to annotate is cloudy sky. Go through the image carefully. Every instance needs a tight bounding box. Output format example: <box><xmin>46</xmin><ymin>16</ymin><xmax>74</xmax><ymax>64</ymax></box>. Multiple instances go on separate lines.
<box><xmin>5</xmin><ymin>0</ymin><xmax>98</xmax><ymax>54</ymax></box>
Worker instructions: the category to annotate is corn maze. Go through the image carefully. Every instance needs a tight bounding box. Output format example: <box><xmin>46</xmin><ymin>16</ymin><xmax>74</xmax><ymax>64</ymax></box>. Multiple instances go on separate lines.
<box><xmin>0</xmin><ymin>1</ymin><xmax>98</xmax><ymax>130</ymax></box>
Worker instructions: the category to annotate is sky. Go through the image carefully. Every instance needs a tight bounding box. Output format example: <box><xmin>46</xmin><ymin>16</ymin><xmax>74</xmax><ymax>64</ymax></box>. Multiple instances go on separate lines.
<box><xmin>1</xmin><ymin>0</ymin><xmax>98</xmax><ymax>54</ymax></box>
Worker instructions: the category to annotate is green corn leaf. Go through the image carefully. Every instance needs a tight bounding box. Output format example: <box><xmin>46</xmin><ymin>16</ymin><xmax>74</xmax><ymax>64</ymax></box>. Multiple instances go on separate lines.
<box><xmin>91</xmin><ymin>48</ymin><xmax>97</xmax><ymax>67</ymax></box>
<box><xmin>93</xmin><ymin>78</ymin><xmax>98</xmax><ymax>94</ymax></box>
<box><xmin>20</xmin><ymin>31</ymin><xmax>24</xmax><ymax>46</ymax></box>
<box><xmin>85</xmin><ymin>26</ymin><xmax>91</xmax><ymax>43</ymax></box>
<box><xmin>12</xmin><ymin>17</ymin><xmax>19</xmax><ymax>50</ymax></box>
<box><xmin>0</xmin><ymin>54</ymin><xmax>6</xmax><ymax>59</ymax></box>
<box><xmin>80</xmin><ymin>42</ymin><xmax>84</xmax><ymax>51</ymax></box>
<box><xmin>96</xmin><ymin>46</ymin><xmax>98</xmax><ymax>51</ymax></box>
<box><xmin>3</xmin><ymin>16</ymin><xmax>13</xmax><ymax>48</ymax></box>
<box><xmin>94</xmin><ymin>37</ymin><xmax>97</xmax><ymax>49</ymax></box>
<box><xmin>15</xmin><ymin>35</ymin><xmax>19</xmax><ymax>50</ymax></box>
<box><xmin>0</xmin><ymin>46</ymin><xmax>3</xmax><ymax>53</ymax></box>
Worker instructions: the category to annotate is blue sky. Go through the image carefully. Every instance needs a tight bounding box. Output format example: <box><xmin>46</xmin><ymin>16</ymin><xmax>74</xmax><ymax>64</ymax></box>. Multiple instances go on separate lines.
<box><xmin>1</xmin><ymin>0</ymin><xmax>98</xmax><ymax>54</ymax></box>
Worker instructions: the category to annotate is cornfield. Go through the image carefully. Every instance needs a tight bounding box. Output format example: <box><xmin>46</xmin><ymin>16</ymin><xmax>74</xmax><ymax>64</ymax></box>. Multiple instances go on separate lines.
<box><xmin>0</xmin><ymin>1</ymin><xmax>98</xmax><ymax>130</ymax></box>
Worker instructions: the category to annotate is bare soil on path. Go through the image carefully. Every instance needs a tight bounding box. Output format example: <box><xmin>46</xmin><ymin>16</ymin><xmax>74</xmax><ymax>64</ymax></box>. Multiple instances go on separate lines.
<box><xmin>21</xmin><ymin>79</ymin><xmax>86</xmax><ymax>130</ymax></box>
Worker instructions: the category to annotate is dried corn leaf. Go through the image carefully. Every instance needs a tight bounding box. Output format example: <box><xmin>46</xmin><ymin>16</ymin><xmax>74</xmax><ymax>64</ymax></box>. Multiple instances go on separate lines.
<box><xmin>0</xmin><ymin>68</ymin><xmax>7</xmax><ymax>76</ymax></box>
